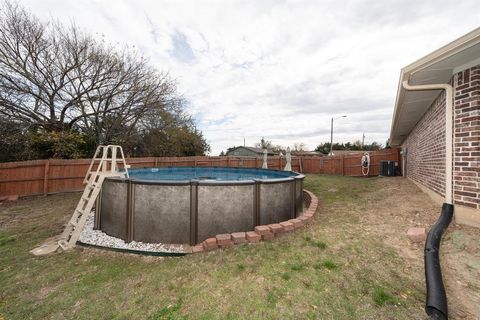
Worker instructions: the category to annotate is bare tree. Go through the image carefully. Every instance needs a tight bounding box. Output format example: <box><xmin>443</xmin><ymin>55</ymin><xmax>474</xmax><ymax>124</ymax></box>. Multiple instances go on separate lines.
<box><xmin>0</xmin><ymin>1</ymin><xmax>173</xmax><ymax>138</ymax></box>
<box><xmin>0</xmin><ymin>1</ymin><xmax>209</xmax><ymax>160</ymax></box>
<box><xmin>254</xmin><ymin>137</ymin><xmax>284</xmax><ymax>153</ymax></box>
<box><xmin>293</xmin><ymin>142</ymin><xmax>306</xmax><ymax>151</ymax></box>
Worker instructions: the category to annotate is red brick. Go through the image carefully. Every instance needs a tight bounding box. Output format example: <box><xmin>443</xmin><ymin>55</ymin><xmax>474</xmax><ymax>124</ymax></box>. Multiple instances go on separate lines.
<box><xmin>192</xmin><ymin>244</ymin><xmax>204</xmax><ymax>253</ymax></box>
<box><xmin>407</xmin><ymin>227</ymin><xmax>427</xmax><ymax>243</ymax></box>
<box><xmin>246</xmin><ymin>231</ymin><xmax>261</xmax><ymax>243</ymax></box>
<box><xmin>231</xmin><ymin>232</ymin><xmax>247</xmax><ymax>244</ymax></box>
<box><xmin>268</xmin><ymin>223</ymin><xmax>284</xmax><ymax>234</ymax></box>
<box><xmin>298</xmin><ymin>216</ymin><xmax>309</xmax><ymax>224</ymax></box>
<box><xmin>216</xmin><ymin>234</ymin><xmax>233</xmax><ymax>247</ymax></box>
<box><xmin>202</xmin><ymin>237</ymin><xmax>218</xmax><ymax>251</ymax></box>
<box><xmin>454</xmin><ymin>200</ymin><xmax>477</xmax><ymax>208</ymax></box>
<box><xmin>254</xmin><ymin>225</ymin><xmax>271</xmax><ymax>235</ymax></box>
<box><xmin>6</xmin><ymin>195</ymin><xmax>18</xmax><ymax>202</ymax></box>
<box><xmin>303</xmin><ymin>216</ymin><xmax>313</xmax><ymax>223</ymax></box>
<box><xmin>279</xmin><ymin>221</ymin><xmax>294</xmax><ymax>232</ymax></box>
<box><xmin>288</xmin><ymin>218</ymin><xmax>303</xmax><ymax>229</ymax></box>
<box><xmin>261</xmin><ymin>232</ymin><xmax>274</xmax><ymax>241</ymax></box>
<box><xmin>456</xmin><ymin>191</ymin><xmax>477</xmax><ymax>197</ymax></box>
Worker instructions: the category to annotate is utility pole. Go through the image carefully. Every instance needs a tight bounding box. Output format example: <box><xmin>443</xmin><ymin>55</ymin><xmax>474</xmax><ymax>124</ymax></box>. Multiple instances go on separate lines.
<box><xmin>244</xmin><ymin>137</ymin><xmax>245</xmax><ymax>147</ymax></box>
<box><xmin>329</xmin><ymin>115</ymin><xmax>347</xmax><ymax>155</ymax></box>
<box><xmin>362</xmin><ymin>133</ymin><xmax>365</xmax><ymax>147</ymax></box>
<box><xmin>330</xmin><ymin>118</ymin><xmax>333</xmax><ymax>155</ymax></box>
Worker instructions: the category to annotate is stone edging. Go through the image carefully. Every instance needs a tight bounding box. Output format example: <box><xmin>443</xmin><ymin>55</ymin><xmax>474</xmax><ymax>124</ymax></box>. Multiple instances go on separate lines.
<box><xmin>190</xmin><ymin>189</ymin><xmax>319</xmax><ymax>253</ymax></box>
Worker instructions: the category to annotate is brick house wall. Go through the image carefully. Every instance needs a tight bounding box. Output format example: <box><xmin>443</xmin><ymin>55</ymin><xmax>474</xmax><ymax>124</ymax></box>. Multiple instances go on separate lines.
<box><xmin>403</xmin><ymin>91</ymin><xmax>446</xmax><ymax>197</ymax></box>
<box><xmin>402</xmin><ymin>65</ymin><xmax>480</xmax><ymax>214</ymax></box>
<box><xmin>453</xmin><ymin>66</ymin><xmax>480</xmax><ymax>210</ymax></box>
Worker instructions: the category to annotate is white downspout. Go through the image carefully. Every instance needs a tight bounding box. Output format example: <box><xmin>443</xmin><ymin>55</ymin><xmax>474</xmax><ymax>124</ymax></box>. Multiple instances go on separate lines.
<box><xmin>402</xmin><ymin>80</ymin><xmax>453</xmax><ymax>205</ymax></box>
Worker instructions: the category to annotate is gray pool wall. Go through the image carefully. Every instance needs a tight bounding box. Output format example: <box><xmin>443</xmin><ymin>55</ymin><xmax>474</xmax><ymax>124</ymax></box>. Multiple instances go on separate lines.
<box><xmin>95</xmin><ymin>169</ymin><xmax>304</xmax><ymax>245</ymax></box>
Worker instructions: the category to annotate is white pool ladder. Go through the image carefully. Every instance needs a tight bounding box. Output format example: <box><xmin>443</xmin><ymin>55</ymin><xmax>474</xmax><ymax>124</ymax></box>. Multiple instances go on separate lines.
<box><xmin>30</xmin><ymin>145</ymin><xmax>130</xmax><ymax>255</ymax></box>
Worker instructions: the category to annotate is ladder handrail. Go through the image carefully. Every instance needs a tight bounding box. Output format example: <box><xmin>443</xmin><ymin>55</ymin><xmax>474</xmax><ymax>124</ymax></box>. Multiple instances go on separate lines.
<box><xmin>91</xmin><ymin>145</ymin><xmax>110</xmax><ymax>182</ymax></box>
<box><xmin>118</xmin><ymin>145</ymin><xmax>130</xmax><ymax>178</ymax></box>
<box><xmin>84</xmin><ymin>145</ymin><xmax>130</xmax><ymax>183</ymax></box>
<box><xmin>83</xmin><ymin>145</ymin><xmax>105</xmax><ymax>184</ymax></box>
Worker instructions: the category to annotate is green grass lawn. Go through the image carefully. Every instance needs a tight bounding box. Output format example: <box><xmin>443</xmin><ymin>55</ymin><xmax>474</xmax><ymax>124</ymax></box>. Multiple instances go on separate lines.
<box><xmin>0</xmin><ymin>175</ymin><xmax>427</xmax><ymax>319</ymax></box>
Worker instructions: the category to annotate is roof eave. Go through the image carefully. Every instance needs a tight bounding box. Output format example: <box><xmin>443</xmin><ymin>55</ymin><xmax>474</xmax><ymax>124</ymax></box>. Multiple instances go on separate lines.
<box><xmin>389</xmin><ymin>27</ymin><xmax>480</xmax><ymax>146</ymax></box>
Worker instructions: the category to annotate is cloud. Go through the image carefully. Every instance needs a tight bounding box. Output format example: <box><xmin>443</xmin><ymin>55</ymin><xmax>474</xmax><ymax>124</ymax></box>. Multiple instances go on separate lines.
<box><xmin>169</xmin><ymin>30</ymin><xmax>197</xmax><ymax>64</ymax></box>
<box><xmin>18</xmin><ymin>0</ymin><xmax>480</xmax><ymax>154</ymax></box>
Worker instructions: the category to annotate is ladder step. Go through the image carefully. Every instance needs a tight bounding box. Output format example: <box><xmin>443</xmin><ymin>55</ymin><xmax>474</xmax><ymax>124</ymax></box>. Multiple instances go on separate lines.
<box><xmin>69</xmin><ymin>220</ymin><xmax>77</xmax><ymax>227</ymax></box>
<box><xmin>61</xmin><ymin>225</ymin><xmax>74</xmax><ymax>238</ymax></box>
<box><xmin>81</xmin><ymin>196</ymin><xmax>90</xmax><ymax>202</ymax></box>
<box><xmin>58</xmin><ymin>239</ymin><xmax>68</xmax><ymax>250</ymax></box>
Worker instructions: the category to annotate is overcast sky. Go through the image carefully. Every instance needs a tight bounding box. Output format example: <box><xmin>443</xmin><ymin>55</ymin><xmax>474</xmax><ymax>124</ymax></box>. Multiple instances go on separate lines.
<box><xmin>18</xmin><ymin>0</ymin><xmax>480</xmax><ymax>154</ymax></box>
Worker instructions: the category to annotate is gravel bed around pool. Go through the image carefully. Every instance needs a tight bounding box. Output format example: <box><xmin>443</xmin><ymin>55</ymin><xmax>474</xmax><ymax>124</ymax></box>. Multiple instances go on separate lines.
<box><xmin>79</xmin><ymin>211</ymin><xmax>187</xmax><ymax>254</ymax></box>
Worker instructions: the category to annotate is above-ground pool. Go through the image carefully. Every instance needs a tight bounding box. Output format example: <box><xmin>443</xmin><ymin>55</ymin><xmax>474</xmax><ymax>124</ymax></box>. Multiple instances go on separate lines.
<box><xmin>95</xmin><ymin>167</ymin><xmax>304</xmax><ymax>245</ymax></box>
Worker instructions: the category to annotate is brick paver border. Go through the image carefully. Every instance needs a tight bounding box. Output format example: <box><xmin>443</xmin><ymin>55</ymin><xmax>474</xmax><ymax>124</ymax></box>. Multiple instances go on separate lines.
<box><xmin>190</xmin><ymin>189</ymin><xmax>319</xmax><ymax>253</ymax></box>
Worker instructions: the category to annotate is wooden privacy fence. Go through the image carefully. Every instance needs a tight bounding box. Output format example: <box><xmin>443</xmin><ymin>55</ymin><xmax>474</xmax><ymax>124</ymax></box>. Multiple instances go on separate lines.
<box><xmin>0</xmin><ymin>148</ymin><xmax>400</xmax><ymax>197</ymax></box>
<box><xmin>301</xmin><ymin>148</ymin><xmax>401</xmax><ymax>176</ymax></box>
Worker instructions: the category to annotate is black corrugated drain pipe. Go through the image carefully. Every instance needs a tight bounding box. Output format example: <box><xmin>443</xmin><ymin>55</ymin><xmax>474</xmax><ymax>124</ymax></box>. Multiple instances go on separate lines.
<box><xmin>424</xmin><ymin>203</ymin><xmax>454</xmax><ymax>320</ymax></box>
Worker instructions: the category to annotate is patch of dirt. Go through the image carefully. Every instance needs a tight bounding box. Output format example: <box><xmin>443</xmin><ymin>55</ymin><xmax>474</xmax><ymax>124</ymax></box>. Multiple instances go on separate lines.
<box><xmin>360</xmin><ymin>177</ymin><xmax>480</xmax><ymax>319</ymax></box>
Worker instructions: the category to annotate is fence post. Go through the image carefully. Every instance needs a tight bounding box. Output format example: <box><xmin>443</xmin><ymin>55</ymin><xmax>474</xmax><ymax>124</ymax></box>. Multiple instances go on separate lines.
<box><xmin>43</xmin><ymin>159</ymin><xmax>50</xmax><ymax>196</ymax></box>
<box><xmin>226</xmin><ymin>157</ymin><xmax>230</xmax><ymax>168</ymax></box>
<box><xmin>341</xmin><ymin>155</ymin><xmax>345</xmax><ymax>176</ymax></box>
<box><xmin>370</xmin><ymin>152</ymin><xmax>375</xmax><ymax>176</ymax></box>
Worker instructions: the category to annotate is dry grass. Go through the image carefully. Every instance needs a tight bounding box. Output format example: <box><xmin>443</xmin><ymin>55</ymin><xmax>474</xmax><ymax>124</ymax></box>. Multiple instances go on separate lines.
<box><xmin>0</xmin><ymin>175</ymin><xmax>477</xmax><ymax>319</ymax></box>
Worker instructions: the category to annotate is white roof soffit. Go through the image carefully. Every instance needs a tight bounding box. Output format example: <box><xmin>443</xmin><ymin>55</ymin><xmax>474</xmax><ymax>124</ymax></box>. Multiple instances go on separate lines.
<box><xmin>389</xmin><ymin>27</ymin><xmax>480</xmax><ymax>146</ymax></box>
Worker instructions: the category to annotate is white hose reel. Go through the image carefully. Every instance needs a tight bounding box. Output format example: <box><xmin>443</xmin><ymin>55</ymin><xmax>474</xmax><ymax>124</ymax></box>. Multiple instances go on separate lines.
<box><xmin>361</xmin><ymin>152</ymin><xmax>370</xmax><ymax>176</ymax></box>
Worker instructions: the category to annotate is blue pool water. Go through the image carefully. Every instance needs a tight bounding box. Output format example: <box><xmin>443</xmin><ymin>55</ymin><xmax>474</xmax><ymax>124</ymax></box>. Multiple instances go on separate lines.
<box><xmin>128</xmin><ymin>167</ymin><xmax>298</xmax><ymax>181</ymax></box>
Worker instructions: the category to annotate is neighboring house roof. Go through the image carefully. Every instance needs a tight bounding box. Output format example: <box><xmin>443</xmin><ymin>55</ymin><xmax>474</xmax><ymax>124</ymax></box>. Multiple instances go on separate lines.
<box><xmin>329</xmin><ymin>150</ymin><xmax>366</xmax><ymax>156</ymax></box>
<box><xmin>291</xmin><ymin>151</ymin><xmax>323</xmax><ymax>156</ymax></box>
<box><xmin>389</xmin><ymin>27</ymin><xmax>480</xmax><ymax>146</ymax></box>
<box><xmin>226</xmin><ymin>146</ymin><xmax>276</xmax><ymax>155</ymax></box>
